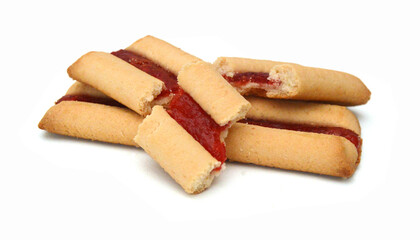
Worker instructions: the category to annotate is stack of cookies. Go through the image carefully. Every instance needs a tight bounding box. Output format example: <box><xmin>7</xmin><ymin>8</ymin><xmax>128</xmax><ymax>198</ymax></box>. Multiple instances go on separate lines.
<box><xmin>39</xmin><ymin>35</ymin><xmax>371</xmax><ymax>194</ymax></box>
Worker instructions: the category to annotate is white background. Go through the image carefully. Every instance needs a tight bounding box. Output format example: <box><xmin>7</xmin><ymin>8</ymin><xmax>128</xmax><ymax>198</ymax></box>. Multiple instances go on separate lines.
<box><xmin>1</xmin><ymin>0</ymin><xmax>419</xmax><ymax>239</ymax></box>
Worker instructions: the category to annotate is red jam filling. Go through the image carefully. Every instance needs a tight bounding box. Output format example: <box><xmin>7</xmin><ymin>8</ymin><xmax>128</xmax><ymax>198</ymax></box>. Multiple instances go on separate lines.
<box><xmin>167</xmin><ymin>90</ymin><xmax>228</xmax><ymax>169</ymax></box>
<box><xmin>222</xmin><ymin>72</ymin><xmax>280</xmax><ymax>87</ymax></box>
<box><xmin>112</xmin><ymin>49</ymin><xmax>227</xmax><ymax>168</ymax></box>
<box><xmin>56</xmin><ymin>95</ymin><xmax>125</xmax><ymax>108</ymax></box>
<box><xmin>111</xmin><ymin>49</ymin><xmax>179</xmax><ymax>99</ymax></box>
<box><xmin>241</xmin><ymin>118</ymin><xmax>362</xmax><ymax>156</ymax></box>
<box><xmin>112</xmin><ymin>49</ymin><xmax>227</xmax><ymax>169</ymax></box>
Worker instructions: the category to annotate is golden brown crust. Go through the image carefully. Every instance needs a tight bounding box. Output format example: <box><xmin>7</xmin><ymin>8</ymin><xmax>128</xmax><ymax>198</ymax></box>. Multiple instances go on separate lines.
<box><xmin>214</xmin><ymin>57</ymin><xmax>371</xmax><ymax>106</ymax></box>
<box><xmin>38</xmin><ymin>101</ymin><xmax>143</xmax><ymax>146</ymax></box>
<box><xmin>67</xmin><ymin>51</ymin><xmax>164</xmax><ymax>115</ymax></box>
<box><xmin>126</xmin><ymin>35</ymin><xmax>201</xmax><ymax>75</ymax></box>
<box><xmin>225</xmin><ymin>123</ymin><xmax>359</xmax><ymax>177</ymax></box>
<box><xmin>245</xmin><ymin>97</ymin><xmax>361</xmax><ymax>135</ymax></box>
<box><xmin>40</xmin><ymin>83</ymin><xmax>362</xmax><ymax>178</ymax></box>
<box><xmin>271</xmin><ymin>64</ymin><xmax>371</xmax><ymax>105</ymax></box>
<box><xmin>178</xmin><ymin>61</ymin><xmax>251</xmax><ymax>126</ymax></box>
<box><xmin>134</xmin><ymin>106</ymin><xmax>221</xmax><ymax>194</ymax></box>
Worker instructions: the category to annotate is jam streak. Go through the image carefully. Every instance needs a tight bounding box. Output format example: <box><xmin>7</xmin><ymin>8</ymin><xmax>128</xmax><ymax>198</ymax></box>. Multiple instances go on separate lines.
<box><xmin>112</xmin><ymin>49</ymin><xmax>227</xmax><ymax>168</ymax></box>
<box><xmin>56</xmin><ymin>95</ymin><xmax>125</xmax><ymax>108</ymax></box>
<box><xmin>167</xmin><ymin>90</ymin><xmax>228</xmax><ymax>166</ymax></box>
<box><xmin>241</xmin><ymin>118</ymin><xmax>361</xmax><ymax>155</ymax></box>
<box><xmin>111</xmin><ymin>49</ymin><xmax>179</xmax><ymax>98</ymax></box>
<box><xmin>222</xmin><ymin>72</ymin><xmax>280</xmax><ymax>87</ymax></box>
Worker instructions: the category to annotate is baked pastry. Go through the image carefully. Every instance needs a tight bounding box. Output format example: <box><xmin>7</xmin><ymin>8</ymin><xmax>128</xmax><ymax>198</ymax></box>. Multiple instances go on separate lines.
<box><xmin>67</xmin><ymin>35</ymin><xmax>201</xmax><ymax>115</ymax></box>
<box><xmin>39</xmin><ymin>82</ymin><xmax>139</xmax><ymax>146</ymax></box>
<box><xmin>67</xmin><ymin>51</ymin><xmax>164</xmax><ymax>115</ymax></box>
<box><xmin>39</xmin><ymin>100</ymin><xmax>143</xmax><ymax>146</ymax></box>
<box><xmin>135</xmin><ymin>105</ymin><xmax>222</xmax><ymax>193</ymax></box>
<box><xmin>134</xmin><ymin>61</ymin><xmax>250</xmax><ymax>193</ymax></box>
<box><xmin>214</xmin><ymin>57</ymin><xmax>371</xmax><ymax>106</ymax></box>
<box><xmin>226</xmin><ymin>96</ymin><xmax>362</xmax><ymax>177</ymax></box>
<box><xmin>40</xmin><ymin>82</ymin><xmax>361</xmax><ymax>178</ymax></box>
<box><xmin>68</xmin><ymin>36</ymin><xmax>251</xmax><ymax>193</ymax></box>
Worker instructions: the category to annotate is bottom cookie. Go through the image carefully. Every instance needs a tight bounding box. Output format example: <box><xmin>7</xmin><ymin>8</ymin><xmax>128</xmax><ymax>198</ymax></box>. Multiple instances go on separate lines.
<box><xmin>39</xmin><ymin>93</ymin><xmax>361</xmax><ymax>177</ymax></box>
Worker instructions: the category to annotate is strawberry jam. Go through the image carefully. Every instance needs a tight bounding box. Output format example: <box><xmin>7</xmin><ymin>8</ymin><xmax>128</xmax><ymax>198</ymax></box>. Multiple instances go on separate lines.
<box><xmin>56</xmin><ymin>46</ymin><xmax>230</xmax><ymax>173</ymax></box>
<box><xmin>112</xmin><ymin>50</ymin><xmax>227</xmax><ymax>169</ymax></box>
<box><xmin>111</xmin><ymin>49</ymin><xmax>179</xmax><ymax>98</ymax></box>
<box><xmin>56</xmin><ymin>95</ymin><xmax>125</xmax><ymax>108</ymax></box>
<box><xmin>240</xmin><ymin>118</ymin><xmax>362</xmax><ymax>156</ymax></box>
<box><xmin>112</xmin><ymin>50</ymin><xmax>227</xmax><ymax>168</ymax></box>
<box><xmin>222</xmin><ymin>72</ymin><xmax>280</xmax><ymax>87</ymax></box>
<box><xmin>167</xmin><ymin>90</ymin><xmax>228</xmax><ymax>168</ymax></box>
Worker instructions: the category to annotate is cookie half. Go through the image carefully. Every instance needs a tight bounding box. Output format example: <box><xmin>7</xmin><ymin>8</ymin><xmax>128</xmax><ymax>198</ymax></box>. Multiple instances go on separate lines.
<box><xmin>214</xmin><ymin>57</ymin><xmax>371</xmax><ymax>106</ymax></box>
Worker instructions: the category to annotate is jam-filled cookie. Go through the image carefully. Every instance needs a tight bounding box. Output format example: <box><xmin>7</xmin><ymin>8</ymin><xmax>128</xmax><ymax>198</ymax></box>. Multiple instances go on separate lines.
<box><xmin>134</xmin><ymin>61</ymin><xmax>250</xmax><ymax>193</ymax></box>
<box><xmin>40</xmin><ymin>82</ymin><xmax>362</xmax><ymax>178</ymax></box>
<box><xmin>214</xmin><ymin>57</ymin><xmax>371</xmax><ymax>106</ymax></box>
<box><xmin>67</xmin><ymin>35</ymin><xmax>201</xmax><ymax>115</ymax></box>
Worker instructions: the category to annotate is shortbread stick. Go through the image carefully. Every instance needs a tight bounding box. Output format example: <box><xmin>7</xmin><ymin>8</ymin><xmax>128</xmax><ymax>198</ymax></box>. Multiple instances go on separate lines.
<box><xmin>67</xmin><ymin>51</ymin><xmax>163</xmax><ymax>115</ymax></box>
<box><xmin>39</xmin><ymin>82</ymin><xmax>361</xmax><ymax>177</ymax></box>
<box><xmin>39</xmin><ymin>101</ymin><xmax>143</xmax><ymax>146</ymax></box>
<box><xmin>134</xmin><ymin>61</ymin><xmax>250</xmax><ymax>193</ymax></box>
<box><xmin>236</xmin><ymin>96</ymin><xmax>362</xmax><ymax>172</ymax></box>
<box><xmin>214</xmin><ymin>57</ymin><xmax>371</xmax><ymax>106</ymax></box>
<box><xmin>40</xmin><ymin>101</ymin><xmax>360</xmax><ymax>177</ymax></box>
<box><xmin>225</xmin><ymin>123</ymin><xmax>358</xmax><ymax>177</ymax></box>
<box><xmin>134</xmin><ymin>106</ymin><xmax>221</xmax><ymax>193</ymax></box>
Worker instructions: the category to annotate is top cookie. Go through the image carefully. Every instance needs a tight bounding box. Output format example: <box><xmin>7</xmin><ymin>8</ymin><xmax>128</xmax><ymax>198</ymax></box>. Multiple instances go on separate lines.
<box><xmin>67</xmin><ymin>51</ymin><xmax>164</xmax><ymax>115</ymax></box>
<box><xmin>214</xmin><ymin>57</ymin><xmax>371</xmax><ymax>106</ymax></box>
